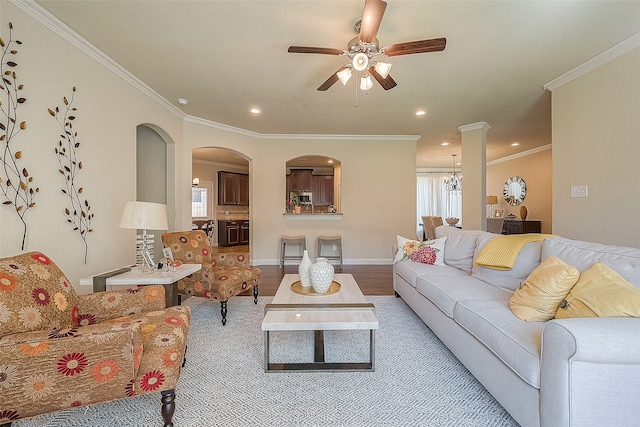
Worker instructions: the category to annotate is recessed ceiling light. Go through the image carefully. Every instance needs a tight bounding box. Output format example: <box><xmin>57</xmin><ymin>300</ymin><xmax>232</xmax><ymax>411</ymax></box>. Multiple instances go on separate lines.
<box><xmin>415</xmin><ymin>110</ymin><xmax>426</xmax><ymax>116</ymax></box>
<box><xmin>511</xmin><ymin>142</ymin><xmax>520</xmax><ymax>146</ymax></box>
<box><xmin>177</xmin><ymin>98</ymin><xmax>188</xmax><ymax>105</ymax></box>
<box><xmin>250</xmin><ymin>108</ymin><xmax>261</xmax><ymax>114</ymax></box>
<box><xmin>441</xmin><ymin>142</ymin><xmax>450</xmax><ymax>146</ymax></box>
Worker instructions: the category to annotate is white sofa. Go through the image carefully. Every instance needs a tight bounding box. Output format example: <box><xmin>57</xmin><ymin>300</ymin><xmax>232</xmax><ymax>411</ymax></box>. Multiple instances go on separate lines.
<box><xmin>393</xmin><ymin>225</ymin><xmax>640</xmax><ymax>427</ymax></box>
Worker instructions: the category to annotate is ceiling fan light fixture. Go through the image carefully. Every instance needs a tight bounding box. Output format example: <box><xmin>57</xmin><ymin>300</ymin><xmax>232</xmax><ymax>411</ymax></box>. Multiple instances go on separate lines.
<box><xmin>337</xmin><ymin>67</ymin><xmax>353</xmax><ymax>85</ymax></box>
<box><xmin>352</xmin><ymin>52</ymin><xmax>369</xmax><ymax>71</ymax></box>
<box><xmin>360</xmin><ymin>74</ymin><xmax>373</xmax><ymax>91</ymax></box>
<box><xmin>374</xmin><ymin>61</ymin><xmax>392</xmax><ymax>79</ymax></box>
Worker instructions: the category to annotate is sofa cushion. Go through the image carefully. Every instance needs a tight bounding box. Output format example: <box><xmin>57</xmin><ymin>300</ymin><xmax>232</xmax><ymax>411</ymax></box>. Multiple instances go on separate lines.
<box><xmin>454</xmin><ymin>299</ymin><xmax>544</xmax><ymax>388</ymax></box>
<box><xmin>393</xmin><ymin>235</ymin><xmax>446</xmax><ymax>266</ymax></box>
<box><xmin>394</xmin><ymin>262</ymin><xmax>467</xmax><ymax>289</ymax></box>
<box><xmin>415</xmin><ymin>274</ymin><xmax>511</xmax><ymax>318</ymax></box>
<box><xmin>436</xmin><ymin>226</ymin><xmax>495</xmax><ymax>274</ymax></box>
<box><xmin>509</xmin><ymin>256</ymin><xmax>580</xmax><ymax>321</ymax></box>
<box><xmin>555</xmin><ymin>261</ymin><xmax>640</xmax><ymax>319</ymax></box>
<box><xmin>471</xmin><ymin>236</ymin><xmax>542</xmax><ymax>293</ymax></box>
<box><xmin>543</xmin><ymin>237</ymin><xmax>640</xmax><ymax>288</ymax></box>
<box><xmin>0</xmin><ymin>252</ymin><xmax>79</xmax><ymax>336</ymax></box>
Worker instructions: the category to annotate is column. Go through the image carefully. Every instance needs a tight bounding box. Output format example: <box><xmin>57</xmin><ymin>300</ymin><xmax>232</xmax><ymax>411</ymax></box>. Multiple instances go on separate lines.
<box><xmin>458</xmin><ymin>122</ymin><xmax>490</xmax><ymax>231</ymax></box>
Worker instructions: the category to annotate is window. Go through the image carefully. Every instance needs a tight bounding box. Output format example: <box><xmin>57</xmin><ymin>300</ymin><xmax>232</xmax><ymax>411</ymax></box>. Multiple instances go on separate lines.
<box><xmin>192</xmin><ymin>187</ymin><xmax>208</xmax><ymax>218</ymax></box>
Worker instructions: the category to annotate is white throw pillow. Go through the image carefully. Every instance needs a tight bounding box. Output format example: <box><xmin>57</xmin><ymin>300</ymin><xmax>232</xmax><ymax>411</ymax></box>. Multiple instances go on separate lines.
<box><xmin>393</xmin><ymin>235</ymin><xmax>446</xmax><ymax>266</ymax></box>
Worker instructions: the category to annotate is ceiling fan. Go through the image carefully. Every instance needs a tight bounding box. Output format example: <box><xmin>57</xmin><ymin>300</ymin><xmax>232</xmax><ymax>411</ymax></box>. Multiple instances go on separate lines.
<box><xmin>288</xmin><ymin>0</ymin><xmax>446</xmax><ymax>91</ymax></box>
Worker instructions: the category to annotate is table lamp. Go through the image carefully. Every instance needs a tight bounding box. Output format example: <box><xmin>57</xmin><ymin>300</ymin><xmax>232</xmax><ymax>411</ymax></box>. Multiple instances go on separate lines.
<box><xmin>119</xmin><ymin>201</ymin><xmax>169</xmax><ymax>266</ymax></box>
<box><xmin>486</xmin><ymin>195</ymin><xmax>499</xmax><ymax>218</ymax></box>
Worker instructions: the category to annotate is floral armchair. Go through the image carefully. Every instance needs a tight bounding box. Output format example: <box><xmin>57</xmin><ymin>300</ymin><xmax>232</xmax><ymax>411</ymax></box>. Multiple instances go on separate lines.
<box><xmin>161</xmin><ymin>230</ymin><xmax>261</xmax><ymax>325</ymax></box>
<box><xmin>0</xmin><ymin>252</ymin><xmax>190</xmax><ymax>427</ymax></box>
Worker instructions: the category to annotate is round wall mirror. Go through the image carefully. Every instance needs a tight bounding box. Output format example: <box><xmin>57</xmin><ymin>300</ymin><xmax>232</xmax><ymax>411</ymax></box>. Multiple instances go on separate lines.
<box><xmin>503</xmin><ymin>176</ymin><xmax>526</xmax><ymax>205</ymax></box>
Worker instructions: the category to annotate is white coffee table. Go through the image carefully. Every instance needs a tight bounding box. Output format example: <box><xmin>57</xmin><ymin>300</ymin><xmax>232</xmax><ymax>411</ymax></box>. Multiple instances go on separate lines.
<box><xmin>80</xmin><ymin>264</ymin><xmax>201</xmax><ymax>307</ymax></box>
<box><xmin>262</xmin><ymin>273</ymin><xmax>378</xmax><ymax>372</ymax></box>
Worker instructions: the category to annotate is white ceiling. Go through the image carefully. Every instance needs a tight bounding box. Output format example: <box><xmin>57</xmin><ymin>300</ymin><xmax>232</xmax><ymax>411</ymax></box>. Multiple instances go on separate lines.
<box><xmin>35</xmin><ymin>1</ymin><xmax>640</xmax><ymax>167</ymax></box>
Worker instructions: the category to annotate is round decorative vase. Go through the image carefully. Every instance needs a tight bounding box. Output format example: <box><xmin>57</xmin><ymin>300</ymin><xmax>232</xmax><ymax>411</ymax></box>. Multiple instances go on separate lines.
<box><xmin>520</xmin><ymin>205</ymin><xmax>528</xmax><ymax>220</ymax></box>
<box><xmin>310</xmin><ymin>257</ymin><xmax>334</xmax><ymax>293</ymax></box>
<box><xmin>298</xmin><ymin>250</ymin><xmax>312</xmax><ymax>287</ymax></box>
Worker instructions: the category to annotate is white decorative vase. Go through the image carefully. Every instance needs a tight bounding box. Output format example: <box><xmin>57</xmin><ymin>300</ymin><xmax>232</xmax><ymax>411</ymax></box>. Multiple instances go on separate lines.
<box><xmin>298</xmin><ymin>250</ymin><xmax>312</xmax><ymax>287</ymax></box>
<box><xmin>310</xmin><ymin>257</ymin><xmax>334</xmax><ymax>293</ymax></box>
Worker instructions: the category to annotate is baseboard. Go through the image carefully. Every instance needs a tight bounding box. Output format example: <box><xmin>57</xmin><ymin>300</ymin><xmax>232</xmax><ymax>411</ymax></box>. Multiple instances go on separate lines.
<box><xmin>252</xmin><ymin>258</ymin><xmax>393</xmax><ymax>266</ymax></box>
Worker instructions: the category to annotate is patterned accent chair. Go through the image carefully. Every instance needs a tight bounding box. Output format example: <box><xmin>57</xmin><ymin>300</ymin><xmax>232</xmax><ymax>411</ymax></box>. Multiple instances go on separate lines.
<box><xmin>161</xmin><ymin>230</ymin><xmax>261</xmax><ymax>325</ymax></box>
<box><xmin>0</xmin><ymin>252</ymin><xmax>190</xmax><ymax>427</ymax></box>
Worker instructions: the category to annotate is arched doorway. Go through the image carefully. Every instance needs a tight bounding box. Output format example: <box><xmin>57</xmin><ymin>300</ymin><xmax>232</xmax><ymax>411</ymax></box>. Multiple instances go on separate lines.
<box><xmin>192</xmin><ymin>147</ymin><xmax>250</xmax><ymax>247</ymax></box>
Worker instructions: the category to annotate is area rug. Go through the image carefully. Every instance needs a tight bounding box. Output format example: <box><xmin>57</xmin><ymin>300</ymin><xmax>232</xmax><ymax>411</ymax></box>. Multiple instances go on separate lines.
<box><xmin>15</xmin><ymin>296</ymin><xmax>518</xmax><ymax>427</ymax></box>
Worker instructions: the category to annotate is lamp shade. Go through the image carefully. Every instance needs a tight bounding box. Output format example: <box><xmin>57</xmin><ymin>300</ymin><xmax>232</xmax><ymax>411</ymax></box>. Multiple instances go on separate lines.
<box><xmin>486</xmin><ymin>195</ymin><xmax>499</xmax><ymax>205</ymax></box>
<box><xmin>374</xmin><ymin>62</ymin><xmax>392</xmax><ymax>79</ymax></box>
<box><xmin>360</xmin><ymin>75</ymin><xmax>373</xmax><ymax>91</ymax></box>
<box><xmin>352</xmin><ymin>52</ymin><xmax>369</xmax><ymax>71</ymax></box>
<box><xmin>337</xmin><ymin>67</ymin><xmax>352</xmax><ymax>85</ymax></box>
<box><xmin>119</xmin><ymin>201</ymin><xmax>168</xmax><ymax>231</ymax></box>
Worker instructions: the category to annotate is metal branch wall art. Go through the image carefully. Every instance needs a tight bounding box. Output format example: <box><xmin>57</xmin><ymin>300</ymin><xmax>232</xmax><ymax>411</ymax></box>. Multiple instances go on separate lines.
<box><xmin>0</xmin><ymin>22</ymin><xmax>38</xmax><ymax>250</ymax></box>
<box><xmin>49</xmin><ymin>87</ymin><xmax>94</xmax><ymax>264</ymax></box>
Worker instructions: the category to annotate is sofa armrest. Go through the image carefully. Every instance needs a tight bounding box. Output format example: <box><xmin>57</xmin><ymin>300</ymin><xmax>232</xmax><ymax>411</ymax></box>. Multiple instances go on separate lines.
<box><xmin>540</xmin><ymin>318</ymin><xmax>640</xmax><ymax>427</ymax></box>
<box><xmin>0</xmin><ymin>323</ymin><xmax>140</xmax><ymax>420</ymax></box>
<box><xmin>77</xmin><ymin>285</ymin><xmax>167</xmax><ymax>323</ymax></box>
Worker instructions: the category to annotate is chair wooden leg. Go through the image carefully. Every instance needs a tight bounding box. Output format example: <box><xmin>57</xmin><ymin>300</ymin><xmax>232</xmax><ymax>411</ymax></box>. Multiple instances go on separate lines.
<box><xmin>253</xmin><ymin>284</ymin><xmax>259</xmax><ymax>304</ymax></box>
<box><xmin>182</xmin><ymin>344</ymin><xmax>187</xmax><ymax>367</ymax></box>
<box><xmin>220</xmin><ymin>300</ymin><xmax>228</xmax><ymax>325</ymax></box>
<box><xmin>161</xmin><ymin>389</ymin><xmax>175</xmax><ymax>427</ymax></box>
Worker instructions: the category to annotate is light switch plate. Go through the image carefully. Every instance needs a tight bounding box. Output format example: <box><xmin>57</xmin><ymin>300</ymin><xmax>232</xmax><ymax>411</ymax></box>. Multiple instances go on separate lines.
<box><xmin>571</xmin><ymin>185</ymin><xmax>588</xmax><ymax>198</ymax></box>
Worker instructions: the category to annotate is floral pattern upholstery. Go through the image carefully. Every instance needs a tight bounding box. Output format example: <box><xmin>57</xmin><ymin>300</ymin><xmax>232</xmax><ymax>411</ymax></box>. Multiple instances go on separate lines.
<box><xmin>161</xmin><ymin>230</ymin><xmax>261</xmax><ymax>324</ymax></box>
<box><xmin>0</xmin><ymin>252</ymin><xmax>190</xmax><ymax>426</ymax></box>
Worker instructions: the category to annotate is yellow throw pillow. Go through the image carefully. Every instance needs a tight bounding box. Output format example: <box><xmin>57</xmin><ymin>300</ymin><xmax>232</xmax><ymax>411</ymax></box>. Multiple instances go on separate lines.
<box><xmin>555</xmin><ymin>261</ymin><xmax>640</xmax><ymax>319</ymax></box>
<box><xmin>509</xmin><ymin>256</ymin><xmax>579</xmax><ymax>321</ymax></box>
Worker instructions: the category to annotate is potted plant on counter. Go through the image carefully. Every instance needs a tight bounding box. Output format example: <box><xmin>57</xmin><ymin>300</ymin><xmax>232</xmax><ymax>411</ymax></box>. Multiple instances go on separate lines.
<box><xmin>287</xmin><ymin>193</ymin><xmax>301</xmax><ymax>214</ymax></box>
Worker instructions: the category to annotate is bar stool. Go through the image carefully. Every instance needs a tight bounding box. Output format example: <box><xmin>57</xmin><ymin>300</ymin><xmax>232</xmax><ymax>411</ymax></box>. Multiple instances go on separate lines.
<box><xmin>317</xmin><ymin>235</ymin><xmax>343</xmax><ymax>269</ymax></box>
<box><xmin>280</xmin><ymin>235</ymin><xmax>306</xmax><ymax>269</ymax></box>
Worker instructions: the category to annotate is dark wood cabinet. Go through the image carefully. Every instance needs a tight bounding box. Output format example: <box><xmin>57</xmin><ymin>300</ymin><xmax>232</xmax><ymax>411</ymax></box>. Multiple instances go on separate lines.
<box><xmin>239</xmin><ymin>220</ymin><xmax>250</xmax><ymax>244</ymax></box>
<box><xmin>502</xmin><ymin>220</ymin><xmax>542</xmax><ymax>235</ymax></box>
<box><xmin>218</xmin><ymin>220</ymin><xmax>249</xmax><ymax>246</ymax></box>
<box><xmin>289</xmin><ymin>169</ymin><xmax>313</xmax><ymax>192</ymax></box>
<box><xmin>217</xmin><ymin>172</ymin><xmax>249</xmax><ymax>206</ymax></box>
<box><xmin>312</xmin><ymin>175</ymin><xmax>334</xmax><ymax>206</ymax></box>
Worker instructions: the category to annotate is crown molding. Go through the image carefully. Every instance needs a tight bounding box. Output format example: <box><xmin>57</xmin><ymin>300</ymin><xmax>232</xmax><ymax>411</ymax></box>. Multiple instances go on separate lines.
<box><xmin>486</xmin><ymin>144</ymin><xmax>551</xmax><ymax>166</ymax></box>
<box><xmin>185</xmin><ymin>115</ymin><xmax>420</xmax><ymax>141</ymax></box>
<box><xmin>10</xmin><ymin>0</ymin><xmax>186</xmax><ymax>119</ymax></box>
<box><xmin>544</xmin><ymin>32</ymin><xmax>640</xmax><ymax>91</ymax></box>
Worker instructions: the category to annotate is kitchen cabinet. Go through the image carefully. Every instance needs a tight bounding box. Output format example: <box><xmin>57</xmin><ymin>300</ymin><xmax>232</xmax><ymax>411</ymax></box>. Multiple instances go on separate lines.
<box><xmin>289</xmin><ymin>169</ymin><xmax>313</xmax><ymax>192</ymax></box>
<box><xmin>312</xmin><ymin>175</ymin><xmax>334</xmax><ymax>206</ymax></box>
<box><xmin>218</xmin><ymin>220</ymin><xmax>249</xmax><ymax>246</ymax></box>
<box><xmin>218</xmin><ymin>171</ymin><xmax>249</xmax><ymax>206</ymax></box>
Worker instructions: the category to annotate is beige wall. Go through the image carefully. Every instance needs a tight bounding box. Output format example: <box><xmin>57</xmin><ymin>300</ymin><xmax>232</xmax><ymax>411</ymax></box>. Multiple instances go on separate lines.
<box><xmin>551</xmin><ymin>47</ymin><xmax>640</xmax><ymax>247</ymax></box>
<box><xmin>487</xmin><ymin>147</ymin><xmax>553</xmax><ymax>234</ymax></box>
<box><xmin>0</xmin><ymin>5</ymin><xmax>185</xmax><ymax>289</ymax></box>
<box><xmin>183</xmin><ymin>121</ymin><xmax>417</xmax><ymax>264</ymax></box>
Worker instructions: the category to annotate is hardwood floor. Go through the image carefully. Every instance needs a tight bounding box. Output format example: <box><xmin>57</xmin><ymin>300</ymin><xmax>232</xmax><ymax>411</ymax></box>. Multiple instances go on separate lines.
<box><xmin>248</xmin><ymin>264</ymin><xmax>394</xmax><ymax>297</ymax></box>
<box><xmin>216</xmin><ymin>245</ymin><xmax>394</xmax><ymax>297</ymax></box>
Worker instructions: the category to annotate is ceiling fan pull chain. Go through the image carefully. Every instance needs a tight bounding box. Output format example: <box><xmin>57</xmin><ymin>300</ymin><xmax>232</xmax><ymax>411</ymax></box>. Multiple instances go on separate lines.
<box><xmin>354</xmin><ymin>70</ymin><xmax>359</xmax><ymax>108</ymax></box>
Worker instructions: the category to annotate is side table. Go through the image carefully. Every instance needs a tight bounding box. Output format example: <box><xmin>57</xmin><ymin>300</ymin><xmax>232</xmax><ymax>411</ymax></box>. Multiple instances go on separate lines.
<box><xmin>80</xmin><ymin>264</ymin><xmax>202</xmax><ymax>306</ymax></box>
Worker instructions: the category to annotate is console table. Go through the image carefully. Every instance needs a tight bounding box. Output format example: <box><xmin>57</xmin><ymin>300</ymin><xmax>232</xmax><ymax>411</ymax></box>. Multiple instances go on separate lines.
<box><xmin>502</xmin><ymin>220</ymin><xmax>542</xmax><ymax>235</ymax></box>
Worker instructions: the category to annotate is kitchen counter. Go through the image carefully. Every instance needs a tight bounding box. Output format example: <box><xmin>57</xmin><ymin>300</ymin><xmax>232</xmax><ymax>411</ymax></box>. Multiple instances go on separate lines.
<box><xmin>283</xmin><ymin>213</ymin><xmax>343</xmax><ymax>220</ymax></box>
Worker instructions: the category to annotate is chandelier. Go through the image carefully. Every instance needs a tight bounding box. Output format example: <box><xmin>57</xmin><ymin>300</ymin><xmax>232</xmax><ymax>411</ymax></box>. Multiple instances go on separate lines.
<box><xmin>443</xmin><ymin>154</ymin><xmax>462</xmax><ymax>193</ymax></box>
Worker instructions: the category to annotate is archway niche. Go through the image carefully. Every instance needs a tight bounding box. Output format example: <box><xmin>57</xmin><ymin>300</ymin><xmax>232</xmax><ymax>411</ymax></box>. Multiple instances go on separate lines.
<box><xmin>285</xmin><ymin>155</ymin><xmax>341</xmax><ymax>213</ymax></box>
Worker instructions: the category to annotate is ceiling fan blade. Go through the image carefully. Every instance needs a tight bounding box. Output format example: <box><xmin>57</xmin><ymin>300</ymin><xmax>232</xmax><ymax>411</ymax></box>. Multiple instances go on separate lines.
<box><xmin>359</xmin><ymin>0</ymin><xmax>387</xmax><ymax>44</ymax></box>
<box><xmin>288</xmin><ymin>46</ymin><xmax>344</xmax><ymax>55</ymax></box>
<box><xmin>369</xmin><ymin>67</ymin><xmax>397</xmax><ymax>90</ymax></box>
<box><xmin>317</xmin><ymin>66</ymin><xmax>348</xmax><ymax>91</ymax></box>
<box><xmin>383</xmin><ymin>37</ymin><xmax>447</xmax><ymax>57</ymax></box>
